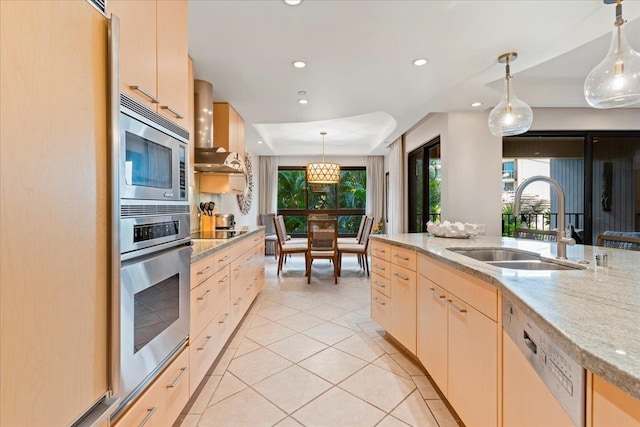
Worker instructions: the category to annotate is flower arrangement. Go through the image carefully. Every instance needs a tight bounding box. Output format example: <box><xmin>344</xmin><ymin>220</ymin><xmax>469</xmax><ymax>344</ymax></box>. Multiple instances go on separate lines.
<box><xmin>372</xmin><ymin>218</ymin><xmax>385</xmax><ymax>234</ymax></box>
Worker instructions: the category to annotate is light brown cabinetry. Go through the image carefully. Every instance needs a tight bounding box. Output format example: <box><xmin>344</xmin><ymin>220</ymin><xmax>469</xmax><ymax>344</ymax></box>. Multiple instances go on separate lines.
<box><xmin>107</xmin><ymin>0</ymin><xmax>188</xmax><ymax>125</ymax></box>
<box><xmin>591</xmin><ymin>374</ymin><xmax>640</xmax><ymax>426</ymax></box>
<box><xmin>370</xmin><ymin>241</ymin><xmax>391</xmax><ymax>331</ymax></box>
<box><xmin>416</xmin><ymin>252</ymin><xmax>499</xmax><ymax>427</ymax></box>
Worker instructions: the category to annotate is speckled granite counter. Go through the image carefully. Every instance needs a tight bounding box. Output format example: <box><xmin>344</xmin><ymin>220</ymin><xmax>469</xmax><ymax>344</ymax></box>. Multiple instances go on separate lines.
<box><xmin>371</xmin><ymin>233</ymin><xmax>640</xmax><ymax>400</ymax></box>
<box><xmin>191</xmin><ymin>226</ymin><xmax>265</xmax><ymax>262</ymax></box>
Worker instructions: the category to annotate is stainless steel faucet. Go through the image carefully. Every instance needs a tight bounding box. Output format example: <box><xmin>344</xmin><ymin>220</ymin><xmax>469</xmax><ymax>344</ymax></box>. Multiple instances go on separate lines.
<box><xmin>513</xmin><ymin>175</ymin><xmax>576</xmax><ymax>259</ymax></box>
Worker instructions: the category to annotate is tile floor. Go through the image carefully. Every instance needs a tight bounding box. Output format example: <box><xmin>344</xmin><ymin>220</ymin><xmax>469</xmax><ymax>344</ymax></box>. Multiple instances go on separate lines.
<box><xmin>176</xmin><ymin>254</ymin><xmax>463</xmax><ymax>427</ymax></box>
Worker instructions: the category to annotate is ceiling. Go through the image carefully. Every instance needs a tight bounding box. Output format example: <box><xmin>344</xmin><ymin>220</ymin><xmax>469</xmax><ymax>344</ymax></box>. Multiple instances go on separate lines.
<box><xmin>188</xmin><ymin>0</ymin><xmax>640</xmax><ymax>157</ymax></box>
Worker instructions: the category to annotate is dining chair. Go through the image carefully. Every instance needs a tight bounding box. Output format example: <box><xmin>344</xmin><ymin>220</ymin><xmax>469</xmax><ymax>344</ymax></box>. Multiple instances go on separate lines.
<box><xmin>338</xmin><ymin>216</ymin><xmax>374</xmax><ymax>276</ymax></box>
<box><xmin>306</xmin><ymin>219</ymin><xmax>339</xmax><ymax>284</ymax></box>
<box><xmin>260</xmin><ymin>213</ymin><xmax>278</xmax><ymax>259</ymax></box>
<box><xmin>273</xmin><ymin>215</ymin><xmax>308</xmax><ymax>275</ymax></box>
<box><xmin>596</xmin><ymin>233</ymin><xmax>640</xmax><ymax>251</ymax></box>
<box><xmin>514</xmin><ymin>228</ymin><xmax>558</xmax><ymax>242</ymax></box>
<box><xmin>309</xmin><ymin>213</ymin><xmax>329</xmax><ymax>220</ymax></box>
<box><xmin>338</xmin><ymin>215</ymin><xmax>366</xmax><ymax>245</ymax></box>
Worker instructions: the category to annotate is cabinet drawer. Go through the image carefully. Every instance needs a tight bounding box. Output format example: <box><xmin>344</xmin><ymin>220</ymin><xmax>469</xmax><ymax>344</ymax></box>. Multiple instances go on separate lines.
<box><xmin>190</xmin><ymin>266</ymin><xmax>230</xmax><ymax>339</ymax></box>
<box><xmin>230</xmin><ymin>252</ymin><xmax>253</xmax><ymax>297</ymax></box>
<box><xmin>418</xmin><ymin>253</ymin><xmax>497</xmax><ymax>321</ymax></box>
<box><xmin>371</xmin><ymin>273</ymin><xmax>390</xmax><ymax>298</ymax></box>
<box><xmin>190</xmin><ymin>254</ymin><xmax>214</xmax><ymax>289</ymax></box>
<box><xmin>371</xmin><ymin>257</ymin><xmax>390</xmax><ymax>280</ymax></box>
<box><xmin>114</xmin><ymin>380</ymin><xmax>163</xmax><ymax>427</ymax></box>
<box><xmin>390</xmin><ymin>264</ymin><xmax>417</xmax><ymax>354</ymax></box>
<box><xmin>371</xmin><ymin>288</ymin><xmax>391</xmax><ymax>331</ymax></box>
<box><xmin>157</xmin><ymin>348</ymin><xmax>190</xmax><ymax>426</ymax></box>
<box><xmin>370</xmin><ymin>240</ymin><xmax>391</xmax><ymax>262</ymax></box>
<box><xmin>391</xmin><ymin>245</ymin><xmax>417</xmax><ymax>271</ymax></box>
<box><xmin>228</xmin><ymin>239</ymin><xmax>249</xmax><ymax>262</ymax></box>
<box><xmin>212</xmin><ymin>248</ymin><xmax>231</xmax><ymax>272</ymax></box>
<box><xmin>250</xmin><ymin>230</ymin><xmax>265</xmax><ymax>246</ymax></box>
<box><xmin>190</xmin><ymin>309</ymin><xmax>229</xmax><ymax>395</ymax></box>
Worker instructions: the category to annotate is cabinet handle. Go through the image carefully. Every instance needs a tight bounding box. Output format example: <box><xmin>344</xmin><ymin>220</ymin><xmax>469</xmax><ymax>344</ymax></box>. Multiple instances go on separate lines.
<box><xmin>218</xmin><ymin>275</ymin><xmax>228</xmax><ymax>283</ymax></box>
<box><xmin>394</xmin><ymin>254</ymin><xmax>410</xmax><ymax>261</ymax></box>
<box><xmin>245</xmin><ymin>284</ymin><xmax>252</xmax><ymax>291</ymax></box>
<box><xmin>429</xmin><ymin>287</ymin><xmax>446</xmax><ymax>299</ymax></box>
<box><xmin>198</xmin><ymin>265</ymin><xmax>212</xmax><ymax>275</ymax></box>
<box><xmin>129</xmin><ymin>85</ymin><xmax>159</xmax><ymax>104</ymax></box>
<box><xmin>374</xmin><ymin>265</ymin><xmax>386</xmax><ymax>271</ymax></box>
<box><xmin>446</xmin><ymin>299</ymin><xmax>467</xmax><ymax>313</ymax></box>
<box><xmin>374</xmin><ymin>281</ymin><xmax>386</xmax><ymax>288</ymax></box>
<box><xmin>374</xmin><ymin>248</ymin><xmax>386</xmax><ymax>253</ymax></box>
<box><xmin>374</xmin><ymin>298</ymin><xmax>386</xmax><ymax>306</ymax></box>
<box><xmin>233</xmin><ymin>297</ymin><xmax>243</xmax><ymax>306</ymax></box>
<box><xmin>138</xmin><ymin>407</ymin><xmax>157</xmax><ymax>427</ymax></box>
<box><xmin>234</xmin><ymin>266</ymin><xmax>242</xmax><ymax>271</ymax></box>
<box><xmin>167</xmin><ymin>367</ymin><xmax>189</xmax><ymax>388</ymax></box>
<box><xmin>218</xmin><ymin>313</ymin><xmax>229</xmax><ymax>324</ymax></box>
<box><xmin>197</xmin><ymin>289</ymin><xmax>212</xmax><ymax>301</ymax></box>
<box><xmin>160</xmin><ymin>105</ymin><xmax>184</xmax><ymax>119</ymax></box>
<box><xmin>246</xmin><ymin>256</ymin><xmax>252</xmax><ymax>262</ymax></box>
<box><xmin>219</xmin><ymin>255</ymin><xmax>229</xmax><ymax>262</ymax></box>
<box><xmin>197</xmin><ymin>336</ymin><xmax>212</xmax><ymax>351</ymax></box>
<box><xmin>393</xmin><ymin>272</ymin><xmax>409</xmax><ymax>281</ymax></box>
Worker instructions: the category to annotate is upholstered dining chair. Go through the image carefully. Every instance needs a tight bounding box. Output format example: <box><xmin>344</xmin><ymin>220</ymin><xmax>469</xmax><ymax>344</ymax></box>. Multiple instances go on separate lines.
<box><xmin>338</xmin><ymin>216</ymin><xmax>374</xmax><ymax>276</ymax></box>
<box><xmin>306</xmin><ymin>219</ymin><xmax>339</xmax><ymax>284</ymax></box>
<box><xmin>260</xmin><ymin>213</ymin><xmax>278</xmax><ymax>259</ymax></box>
<box><xmin>273</xmin><ymin>215</ymin><xmax>308</xmax><ymax>275</ymax></box>
<box><xmin>338</xmin><ymin>215</ymin><xmax>367</xmax><ymax>245</ymax></box>
<box><xmin>308</xmin><ymin>213</ymin><xmax>329</xmax><ymax>220</ymax></box>
<box><xmin>596</xmin><ymin>233</ymin><xmax>640</xmax><ymax>251</ymax></box>
<box><xmin>514</xmin><ymin>228</ymin><xmax>558</xmax><ymax>242</ymax></box>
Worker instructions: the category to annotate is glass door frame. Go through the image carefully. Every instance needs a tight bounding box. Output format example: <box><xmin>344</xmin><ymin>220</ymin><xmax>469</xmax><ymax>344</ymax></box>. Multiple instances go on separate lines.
<box><xmin>408</xmin><ymin>136</ymin><xmax>440</xmax><ymax>233</ymax></box>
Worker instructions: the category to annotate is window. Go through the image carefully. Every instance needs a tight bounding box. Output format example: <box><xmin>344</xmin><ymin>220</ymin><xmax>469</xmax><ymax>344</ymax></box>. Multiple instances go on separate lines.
<box><xmin>277</xmin><ymin>167</ymin><xmax>366</xmax><ymax>236</ymax></box>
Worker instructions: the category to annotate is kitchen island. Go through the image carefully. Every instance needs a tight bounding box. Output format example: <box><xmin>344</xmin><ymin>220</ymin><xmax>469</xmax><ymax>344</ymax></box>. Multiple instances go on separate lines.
<box><xmin>370</xmin><ymin>233</ymin><xmax>640</xmax><ymax>427</ymax></box>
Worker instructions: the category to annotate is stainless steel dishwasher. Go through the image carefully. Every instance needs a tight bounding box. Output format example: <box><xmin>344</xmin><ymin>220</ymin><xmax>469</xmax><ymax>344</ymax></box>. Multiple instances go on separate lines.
<box><xmin>503</xmin><ymin>297</ymin><xmax>585</xmax><ymax>427</ymax></box>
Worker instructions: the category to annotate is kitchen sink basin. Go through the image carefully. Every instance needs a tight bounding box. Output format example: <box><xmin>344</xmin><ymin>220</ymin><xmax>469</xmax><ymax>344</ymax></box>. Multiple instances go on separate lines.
<box><xmin>449</xmin><ymin>247</ymin><xmax>584</xmax><ymax>271</ymax></box>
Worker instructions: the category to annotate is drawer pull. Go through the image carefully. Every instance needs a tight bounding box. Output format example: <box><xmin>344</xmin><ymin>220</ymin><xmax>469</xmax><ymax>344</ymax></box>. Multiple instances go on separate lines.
<box><xmin>219</xmin><ymin>255</ymin><xmax>229</xmax><ymax>262</ymax></box>
<box><xmin>446</xmin><ymin>299</ymin><xmax>467</xmax><ymax>313</ymax></box>
<box><xmin>245</xmin><ymin>285</ymin><xmax>252</xmax><ymax>291</ymax></box>
<box><xmin>197</xmin><ymin>336</ymin><xmax>212</xmax><ymax>351</ymax></box>
<box><xmin>139</xmin><ymin>407</ymin><xmax>157</xmax><ymax>427</ymax></box>
<box><xmin>375</xmin><ymin>298</ymin><xmax>386</xmax><ymax>306</ymax></box>
<box><xmin>197</xmin><ymin>289</ymin><xmax>212</xmax><ymax>301</ymax></box>
<box><xmin>160</xmin><ymin>105</ymin><xmax>184</xmax><ymax>119</ymax></box>
<box><xmin>233</xmin><ymin>297</ymin><xmax>243</xmax><ymax>306</ymax></box>
<box><xmin>234</xmin><ymin>266</ymin><xmax>242</xmax><ymax>272</ymax></box>
<box><xmin>218</xmin><ymin>313</ymin><xmax>229</xmax><ymax>324</ymax></box>
<box><xmin>218</xmin><ymin>275</ymin><xmax>228</xmax><ymax>283</ymax></box>
<box><xmin>197</xmin><ymin>265</ymin><xmax>212</xmax><ymax>275</ymax></box>
<box><xmin>394</xmin><ymin>254</ymin><xmax>410</xmax><ymax>261</ymax></box>
<box><xmin>429</xmin><ymin>287</ymin><xmax>446</xmax><ymax>299</ymax></box>
<box><xmin>246</xmin><ymin>256</ymin><xmax>252</xmax><ymax>261</ymax></box>
<box><xmin>374</xmin><ymin>265</ymin><xmax>386</xmax><ymax>271</ymax></box>
<box><xmin>129</xmin><ymin>85</ymin><xmax>159</xmax><ymax>104</ymax></box>
<box><xmin>374</xmin><ymin>248</ymin><xmax>386</xmax><ymax>253</ymax></box>
<box><xmin>167</xmin><ymin>367</ymin><xmax>189</xmax><ymax>388</ymax></box>
<box><xmin>374</xmin><ymin>281</ymin><xmax>386</xmax><ymax>288</ymax></box>
<box><xmin>393</xmin><ymin>272</ymin><xmax>409</xmax><ymax>281</ymax></box>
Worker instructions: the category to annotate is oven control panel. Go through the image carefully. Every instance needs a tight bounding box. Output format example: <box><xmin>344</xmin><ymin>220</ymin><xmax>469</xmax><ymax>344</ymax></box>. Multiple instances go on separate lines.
<box><xmin>133</xmin><ymin>221</ymin><xmax>179</xmax><ymax>242</ymax></box>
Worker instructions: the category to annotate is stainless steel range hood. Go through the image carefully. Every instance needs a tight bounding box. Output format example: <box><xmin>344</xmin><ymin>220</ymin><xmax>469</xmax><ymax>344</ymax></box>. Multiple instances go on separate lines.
<box><xmin>193</xmin><ymin>79</ymin><xmax>244</xmax><ymax>174</ymax></box>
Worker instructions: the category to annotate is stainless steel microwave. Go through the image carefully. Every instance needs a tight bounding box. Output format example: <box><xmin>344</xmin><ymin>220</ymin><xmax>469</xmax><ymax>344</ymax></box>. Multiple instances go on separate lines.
<box><xmin>119</xmin><ymin>94</ymin><xmax>188</xmax><ymax>202</ymax></box>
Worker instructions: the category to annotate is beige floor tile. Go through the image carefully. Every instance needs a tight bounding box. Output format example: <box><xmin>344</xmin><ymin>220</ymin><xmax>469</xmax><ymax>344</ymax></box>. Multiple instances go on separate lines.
<box><xmin>298</xmin><ymin>347</ymin><xmax>367</xmax><ymax>384</ymax></box>
<box><xmin>274</xmin><ymin>417</ymin><xmax>304</xmax><ymax>427</ymax></box>
<box><xmin>391</xmin><ymin>390</ymin><xmax>439</xmax><ymax>427</ymax></box>
<box><xmin>199</xmin><ymin>387</ymin><xmax>286</xmax><ymax>427</ymax></box>
<box><xmin>292</xmin><ymin>387</ymin><xmax>385</xmax><ymax>427</ymax></box>
<box><xmin>253</xmin><ymin>365</ymin><xmax>332</xmax><ymax>413</ymax></box>
<box><xmin>389</xmin><ymin>351</ymin><xmax>426</xmax><ymax>376</ymax></box>
<box><xmin>275</xmin><ymin>311</ymin><xmax>325</xmax><ymax>332</ymax></box>
<box><xmin>209</xmin><ymin>372</ymin><xmax>247</xmax><ymax>406</ymax></box>
<box><xmin>247</xmin><ymin>314</ymin><xmax>272</xmax><ymax>329</ymax></box>
<box><xmin>360</xmin><ymin>321</ymin><xmax>387</xmax><ymax>338</ymax></box>
<box><xmin>172</xmin><ymin>413</ymin><xmax>200</xmax><ymax>427</ymax></box>
<box><xmin>227</xmin><ymin>347</ymin><xmax>292</xmax><ymax>385</ymax></box>
<box><xmin>244</xmin><ymin>321</ymin><xmax>296</xmax><ymax>346</ymax></box>
<box><xmin>331</xmin><ymin>311</ymin><xmax>373</xmax><ymax>331</ymax></box>
<box><xmin>306</xmin><ymin>303</ymin><xmax>349</xmax><ymax>320</ymax></box>
<box><xmin>183</xmin><ymin>374</ymin><xmax>221</xmax><ymax>414</ymax></box>
<box><xmin>277</xmin><ymin>295</ymin><xmax>323</xmax><ymax>311</ymax></box>
<box><xmin>267</xmin><ymin>333</ymin><xmax>328</xmax><ymax>363</ymax></box>
<box><xmin>334</xmin><ymin>332</ymin><xmax>385</xmax><ymax>362</ymax></box>
<box><xmin>376</xmin><ymin>415</ymin><xmax>411</xmax><ymax>426</ymax></box>
<box><xmin>426</xmin><ymin>400</ymin><xmax>461</xmax><ymax>427</ymax></box>
<box><xmin>234</xmin><ymin>337</ymin><xmax>262</xmax><ymax>358</ymax></box>
<box><xmin>339</xmin><ymin>364</ymin><xmax>416</xmax><ymax>412</ymax></box>
<box><xmin>412</xmin><ymin>375</ymin><xmax>441</xmax><ymax>400</ymax></box>
<box><xmin>257</xmin><ymin>303</ymin><xmax>300</xmax><ymax>321</ymax></box>
<box><xmin>210</xmin><ymin>347</ymin><xmax>236</xmax><ymax>376</ymax></box>
<box><xmin>302</xmin><ymin>322</ymin><xmax>357</xmax><ymax>345</ymax></box>
<box><xmin>372</xmin><ymin>354</ymin><xmax>411</xmax><ymax>379</ymax></box>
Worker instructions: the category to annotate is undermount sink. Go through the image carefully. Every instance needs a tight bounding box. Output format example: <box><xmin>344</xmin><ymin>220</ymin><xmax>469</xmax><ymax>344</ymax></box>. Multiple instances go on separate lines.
<box><xmin>449</xmin><ymin>248</ymin><xmax>584</xmax><ymax>271</ymax></box>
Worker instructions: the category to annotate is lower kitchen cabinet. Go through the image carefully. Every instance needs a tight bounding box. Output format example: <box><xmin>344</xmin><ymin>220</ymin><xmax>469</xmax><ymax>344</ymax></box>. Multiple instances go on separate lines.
<box><xmin>591</xmin><ymin>373</ymin><xmax>640</xmax><ymax>427</ymax></box>
<box><xmin>371</xmin><ymin>288</ymin><xmax>391</xmax><ymax>331</ymax></box>
<box><xmin>114</xmin><ymin>347</ymin><xmax>189</xmax><ymax>427</ymax></box>
<box><xmin>390</xmin><ymin>263</ymin><xmax>417</xmax><ymax>354</ymax></box>
<box><xmin>417</xmin><ymin>277</ymin><xmax>448</xmax><ymax>395</ymax></box>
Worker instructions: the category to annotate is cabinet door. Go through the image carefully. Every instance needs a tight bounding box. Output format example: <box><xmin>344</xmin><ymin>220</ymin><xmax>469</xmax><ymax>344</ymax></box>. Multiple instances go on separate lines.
<box><xmin>371</xmin><ymin>288</ymin><xmax>391</xmax><ymax>331</ymax></box>
<box><xmin>107</xmin><ymin>0</ymin><xmax>157</xmax><ymax>110</ymax></box>
<box><xmin>390</xmin><ymin>264</ymin><xmax>417</xmax><ymax>354</ymax></box>
<box><xmin>503</xmin><ymin>330</ymin><xmax>575</xmax><ymax>427</ymax></box>
<box><xmin>592</xmin><ymin>374</ymin><xmax>640</xmax><ymax>427</ymax></box>
<box><xmin>158</xmin><ymin>348</ymin><xmax>190</xmax><ymax>426</ymax></box>
<box><xmin>417</xmin><ymin>276</ymin><xmax>448</xmax><ymax>395</ymax></box>
<box><xmin>447</xmin><ymin>294</ymin><xmax>498</xmax><ymax>427</ymax></box>
<box><xmin>156</xmin><ymin>0</ymin><xmax>188</xmax><ymax>124</ymax></box>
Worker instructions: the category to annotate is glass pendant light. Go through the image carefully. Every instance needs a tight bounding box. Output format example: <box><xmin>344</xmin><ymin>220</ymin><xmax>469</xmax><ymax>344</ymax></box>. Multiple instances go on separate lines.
<box><xmin>584</xmin><ymin>0</ymin><xmax>640</xmax><ymax>108</ymax></box>
<box><xmin>307</xmin><ymin>131</ymin><xmax>340</xmax><ymax>184</ymax></box>
<box><xmin>488</xmin><ymin>52</ymin><xmax>533</xmax><ymax>137</ymax></box>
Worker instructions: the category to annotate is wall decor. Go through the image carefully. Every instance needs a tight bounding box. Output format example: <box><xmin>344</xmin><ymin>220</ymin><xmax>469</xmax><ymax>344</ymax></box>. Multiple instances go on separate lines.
<box><xmin>237</xmin><ymin>152</ymin><xmax>253</xmax><ymax>214</ymax></box>
<box><xmin>602</xmin><ymin>161</ymin><xmax>613</xmax><ymax>211</ymax></box>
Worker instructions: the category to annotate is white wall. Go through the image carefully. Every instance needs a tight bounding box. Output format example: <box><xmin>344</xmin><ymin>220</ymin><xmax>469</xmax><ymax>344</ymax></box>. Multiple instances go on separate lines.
<box><xmin>530</xmin><ymin>108</ymin><xmax>640</xmax><ymax>131</ymax></box>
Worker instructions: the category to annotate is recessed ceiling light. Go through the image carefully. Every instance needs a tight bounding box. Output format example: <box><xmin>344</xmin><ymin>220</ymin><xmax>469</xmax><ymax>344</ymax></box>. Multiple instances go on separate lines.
<box><xmin>413</xmin><ymin>58</ymin><xmax>428</xmax><ymax>66</ymax></box>
<box><xmin>257</xmin><ymin>140</ymin><xmax>263</xmax><ymax>144</ymax></box>
<box><xmin>298</xmin><ymin>90</ymin><xmax>307</xmax><ymax>95</ymax></box>
<box><xmin>284</xmin><ymin>0</ymin><xmax>302</xmax><ymax>5</ymax></box>
<box><xmin>298</xmin><ymin>99</ymin><xmax>309</xmax><ymax>104</ymax></box>
<box><xmin>292</xmin><ymin>61</ymin><xmax>306</xmax><ymax>68</ymax></box>
<box><xmin>471</xmin><ymin>102</ymin><xmax>483</xmax><ymax>107</ymax></box>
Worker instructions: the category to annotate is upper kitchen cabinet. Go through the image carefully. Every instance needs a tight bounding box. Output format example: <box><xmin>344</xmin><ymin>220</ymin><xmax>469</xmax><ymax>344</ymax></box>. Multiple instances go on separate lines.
<box><xmin>213</xmin><ymin>103</ymin><xmax>245</xmax><ymax>156</ymax></box>
<box><xmin>108</xmin><ymin>0</ymin><xmax>188</xmax><ymax>126</ymax></box>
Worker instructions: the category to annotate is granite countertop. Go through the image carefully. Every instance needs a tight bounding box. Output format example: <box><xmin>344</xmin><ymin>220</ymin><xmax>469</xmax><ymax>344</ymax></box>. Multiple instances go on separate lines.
<box><xmin>371</xmin><ymin>233</ymin><xmax>640</xmax><ymax>400</ymax></box>
<box><xmin>191</xmin><ymin>226</ymin><xmax>265</xmax><ymax>262</ymax></box>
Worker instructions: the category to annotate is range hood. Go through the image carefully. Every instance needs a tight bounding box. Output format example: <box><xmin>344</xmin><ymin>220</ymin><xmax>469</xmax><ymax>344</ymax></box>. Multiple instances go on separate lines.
<box><xmin>193</xmin><ymin>79</ymin><xmax>244</xmax><ymax>174</ymax></box>
<box><xmin>194</xmin><ymin>148</ymin><xmax>244</xmax><ymax>174</ymax></box>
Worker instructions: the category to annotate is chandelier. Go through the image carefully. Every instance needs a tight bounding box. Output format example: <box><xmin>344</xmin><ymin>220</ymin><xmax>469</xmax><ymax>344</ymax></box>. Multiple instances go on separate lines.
<box><xmin>307</xmin><ymin>131</ymin><xmax>340</xmax><ymax>184</ymax></box>
<box><xmin>584</xmin><ymin>0</ymin><xmax>640</xmax><ymax>108</ymax></box>
<box><xmin>488</xmin><ymin>52</ymin><xmax>533</xmax><ymax>137</ymax></box>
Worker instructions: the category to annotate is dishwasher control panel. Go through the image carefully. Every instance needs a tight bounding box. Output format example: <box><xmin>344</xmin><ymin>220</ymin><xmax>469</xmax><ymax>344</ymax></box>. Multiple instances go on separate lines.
<box><xmin>503</xmin><ymin>297</ymin><xmax>585</xmax><ymax>427</ymax></box>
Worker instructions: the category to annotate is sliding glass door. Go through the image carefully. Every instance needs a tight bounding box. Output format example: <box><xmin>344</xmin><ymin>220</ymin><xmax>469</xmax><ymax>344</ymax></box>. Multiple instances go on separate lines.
<box><xmin>408</xmin><ymin>137</ymin><xmax>441</xmax><ymax>233</ymax></box>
